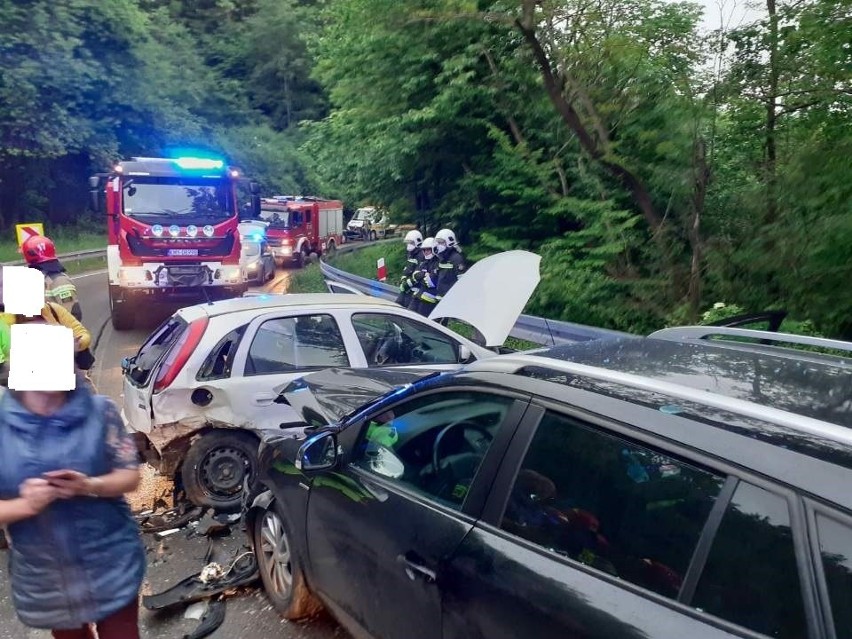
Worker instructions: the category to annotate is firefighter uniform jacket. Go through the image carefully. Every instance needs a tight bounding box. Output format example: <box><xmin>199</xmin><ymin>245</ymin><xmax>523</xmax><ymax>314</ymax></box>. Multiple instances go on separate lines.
<box><xmin>44</xmin><ymin>271</ymin><xmax>82</xmax><ymax>322</ymax></box>
<box><xmin>435</xmin><ymin>247</ymin><xmax>466</xmax><ymax>299</ymax></box>
<box><xmin>41</xmin><ymin>302</ymin><xmax>91</xmax><ymax>352</ymax></box>
<box><xmin>400</xmin><ymin>249</ymin><xmax>425</xmax><ymax>291</ymax></box>
<box><xmin>410</xmin><ymin>257</ymin><xmax>441</xmax><ymax>306</ymax></box>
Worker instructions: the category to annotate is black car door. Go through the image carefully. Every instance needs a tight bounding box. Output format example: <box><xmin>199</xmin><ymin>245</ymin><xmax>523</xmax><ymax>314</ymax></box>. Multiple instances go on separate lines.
<box><xmin>441</xmin><ymin>406</ymin><xmax>813</xmax><ymax>639</ymax></box>
<box><xmin>303</xmin><ymin>387</ymin><xmax>530</xmax><ymax>639</ymax></box>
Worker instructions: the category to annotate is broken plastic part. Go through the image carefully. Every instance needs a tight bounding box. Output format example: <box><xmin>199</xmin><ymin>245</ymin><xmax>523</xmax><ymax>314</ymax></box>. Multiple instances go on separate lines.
<box><xmin>137</xmin><ymin>506</ymin><xmax>204</xmax><ymax>533</ymax></box>
<box><xmin>142</xmin><ymin>553</ymin><xmax>258</xmax><ymax>611</ymax></box>
<box><xmin>182</xmin><ymin>598</ymin><xmax>226</xmax><ymax>639</ymax></box>
<box><xmin>183</xmin><ymin>600</ymin><xmax>208</xmax><ymax>620</ymax></box>
<box><xmin>194</xmin><ymin>511</ymin><xmax>232</xmax><ymax>537</ymax></box>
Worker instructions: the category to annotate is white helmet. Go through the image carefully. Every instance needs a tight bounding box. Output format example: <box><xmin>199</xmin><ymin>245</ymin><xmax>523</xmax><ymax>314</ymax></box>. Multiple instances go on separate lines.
<box><xmin>403</xmin><ymin>230</ymin><xmax>423</xmax><ymax>249</ymax></box>
<box><xmin>435</xmin><ymin>228</ymin><xmax>458</xmax><ymax>249</ymax></box>
<box><xmin>421</xmin><ymin>237</ymin><xmax>437</xmax><ymax>258</ymax></box>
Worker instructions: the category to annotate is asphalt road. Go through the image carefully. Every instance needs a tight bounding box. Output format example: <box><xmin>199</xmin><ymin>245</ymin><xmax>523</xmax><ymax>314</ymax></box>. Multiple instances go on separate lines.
<box><xmin>0</xmin><ymin>267</ymin><xmax>347</xmax><ymax>639</ymax></box>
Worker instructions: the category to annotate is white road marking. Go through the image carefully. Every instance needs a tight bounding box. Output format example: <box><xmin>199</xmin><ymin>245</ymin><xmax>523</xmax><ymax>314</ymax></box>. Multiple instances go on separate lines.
<box><xmin>70</xmin><ymin>269</ymin><xmax>107</xmax><ymax>280</ymax></box>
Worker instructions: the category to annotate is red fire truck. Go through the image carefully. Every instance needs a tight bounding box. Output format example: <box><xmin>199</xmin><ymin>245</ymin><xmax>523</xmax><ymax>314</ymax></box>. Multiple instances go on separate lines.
<box><xmin>258</xmin><ymin>196</ymin><xmax>345</xmax><ymax>267</ymax></box>
<box><xmin>88</xmin><ymin>156</ymin><xmax>260</xmax><ymax>330</ymax></box>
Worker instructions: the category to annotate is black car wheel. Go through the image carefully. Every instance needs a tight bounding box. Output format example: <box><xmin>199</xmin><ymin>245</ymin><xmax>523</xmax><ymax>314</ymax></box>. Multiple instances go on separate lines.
<box><xmin>254</xmin><ymin>504</ymin><xmax>323</xmax><ymax>619</ymax></box>
<box><xmin>181</xmin><ymin>431</ymin><xmax>258</xmax><ymax>512</ymax></box>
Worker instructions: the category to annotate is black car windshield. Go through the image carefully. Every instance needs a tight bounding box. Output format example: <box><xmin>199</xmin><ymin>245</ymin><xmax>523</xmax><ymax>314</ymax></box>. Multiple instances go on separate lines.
<box><xmin>259</xmin><ymin>208</ymin><xmax>290</xmax><ymax>228</ymax></box>
<box><xmin>122</xmin><ymin>177</ymin><xmax>233</xmax><ymax>223</ymax></box>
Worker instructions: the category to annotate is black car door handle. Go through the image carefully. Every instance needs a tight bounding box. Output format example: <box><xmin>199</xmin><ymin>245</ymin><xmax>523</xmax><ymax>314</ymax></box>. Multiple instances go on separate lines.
<box><xmin>397</xmin><ymin>552</ymin><xmax>437</xmax><ymax>584</ymax></box>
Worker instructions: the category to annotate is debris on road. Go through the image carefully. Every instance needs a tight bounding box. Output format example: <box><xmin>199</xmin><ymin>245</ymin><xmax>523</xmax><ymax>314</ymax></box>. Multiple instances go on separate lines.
<box><xmin>193</xmin><ymin>510</ymin><xmax>239</xmax><ymax>538</ymax></box>
<box><xmin>183</xmin><ymin>597</ymin><xmax>226</xmax><ymax>639</ymax></box>
<box><xmin>142</xmin><ymin>541</ymin><xmax>258</xmax><ymax>611</ymax></box>
<box><xmin>137</xmin><ymin>504</ymin><xmax>204</xmax><ymax>534</ymax></box>
<box><xmin>184</xmin><ymin>600</ymin><xmax>209</xmax><ymax>620</ymax></box>
<box><xmin>128</xmin><ymin>463</ymin><xmax>175</xmax><ymax>512</ymax></box>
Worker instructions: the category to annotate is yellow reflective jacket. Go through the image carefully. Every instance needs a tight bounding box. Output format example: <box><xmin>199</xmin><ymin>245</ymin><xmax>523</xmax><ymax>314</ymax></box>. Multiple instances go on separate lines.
<box><xmin>41</xmin><ymin>302</ymin><xmax>91</xmax><ymax>352</ymax></box>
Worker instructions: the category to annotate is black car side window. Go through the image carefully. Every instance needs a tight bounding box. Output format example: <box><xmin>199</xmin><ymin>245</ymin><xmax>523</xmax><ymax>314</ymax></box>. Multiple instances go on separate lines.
<box><xmin>500</xmin><ymin>411</ymin><xmax>725</xmax><ymax>600</ymax></box>
<box><xmin>197</xmin><ymin>325</ymin><xmax>247</xmax><ymax>380</ymax></box>
<box><xmin>816</xmin><ymin>513</ymin><xmax>852</xmax><ymax>638</ymax></box>
<box><xmin>352</xmin><ymin>392</ymin><xmax>514</xmax><ymax>508</ymax></box>
<box><xmin>692</xmin><ymin>482</ymin><xmax>806</xmax><ymax>638</ymax></box>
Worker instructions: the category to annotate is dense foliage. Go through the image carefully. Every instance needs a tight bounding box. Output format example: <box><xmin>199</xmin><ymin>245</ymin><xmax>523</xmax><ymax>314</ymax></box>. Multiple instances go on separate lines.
<box><xmin>1</xmin><ymin>0</ymin><xmax>849</xmax><ymax>335</ymax></box>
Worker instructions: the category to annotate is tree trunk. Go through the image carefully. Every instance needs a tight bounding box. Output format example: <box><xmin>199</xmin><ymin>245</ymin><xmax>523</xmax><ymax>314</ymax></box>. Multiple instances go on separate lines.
<box><xmin>688</xmin><ymin>138</ymin><xmax>710</xmax><ymax>319</ymax></box>
<box><xmin>765</xmin><ymin>0</ymin><xmax>779</xmax><ymax>223</ymax></box>
<box><xmin>514</xmin><ymin>16</ymin><xmax>664</xmax><ymax>234</ymax></box>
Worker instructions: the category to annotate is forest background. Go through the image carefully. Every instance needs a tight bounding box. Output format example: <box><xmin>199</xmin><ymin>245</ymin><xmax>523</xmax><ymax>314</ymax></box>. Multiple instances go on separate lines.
<box><xmin>0</xmin><ymin>0</ymin><xmax>849</xmax><ymax>336</ymax></box>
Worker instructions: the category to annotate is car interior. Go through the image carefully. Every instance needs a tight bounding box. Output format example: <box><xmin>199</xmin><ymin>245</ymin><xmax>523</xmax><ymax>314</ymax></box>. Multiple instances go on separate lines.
<box><xmin>351</xmin><ymin>314</ymin><xmax>459</xmax><ymax>367</ymax></box>
<box><xmin>355</xmin><ymin>394</ymin><xmax>513</xmax><ymax>506</ymax></box>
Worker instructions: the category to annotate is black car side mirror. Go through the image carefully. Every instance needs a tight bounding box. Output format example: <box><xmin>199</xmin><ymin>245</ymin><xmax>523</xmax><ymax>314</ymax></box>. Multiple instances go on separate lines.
<box><xmin>295</xmin><ymin>431</ymin><xmax>338</xmax><ymax>472</ymax></box>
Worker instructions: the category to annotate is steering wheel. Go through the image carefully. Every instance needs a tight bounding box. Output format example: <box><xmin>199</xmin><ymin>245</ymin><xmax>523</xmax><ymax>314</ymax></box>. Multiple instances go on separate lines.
<box><xmin>431</xmin><ymin>420</ymin><xmax>494</xmax><ymax>487</ymax></box>
<box><xmin>373</xmin><ymin>324</ymin><xmax>411</xmax><ymax>365</ymax></box>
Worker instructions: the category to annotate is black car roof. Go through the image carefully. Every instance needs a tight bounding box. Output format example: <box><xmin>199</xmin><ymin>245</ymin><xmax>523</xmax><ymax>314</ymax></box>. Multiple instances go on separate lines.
<box><xmin>527</xmin><ymin>337</ymin><xmax>852</xmax><ymax>429</ymax></box>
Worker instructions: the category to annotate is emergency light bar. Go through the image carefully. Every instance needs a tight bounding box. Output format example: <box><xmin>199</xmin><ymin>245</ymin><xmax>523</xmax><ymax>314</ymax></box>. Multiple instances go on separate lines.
<box><xmin>173</xmin><ymin>157</ymin><xmax>225</xmax><ymax>170</ymax></box>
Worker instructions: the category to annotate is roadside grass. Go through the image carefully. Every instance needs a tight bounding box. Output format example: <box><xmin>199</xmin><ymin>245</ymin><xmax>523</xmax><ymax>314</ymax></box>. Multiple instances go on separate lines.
<box><xmin>65</xmin><ymin>255</ymin><xmax>108</xmax><ymax>276</ymax></box>
<box><xmin>447</xmin><ymin>320</ymin><xmax>543</xmax><ymax>352</ymax></box>
<box><xmin>287</xmin><ymin>263</ymin><xmax>327</xmax><ymax>293</ymax></box>
<box><xmin>330</xmin><ymin>241</ymin><xmax>407</xmax><ymax>281</ymax></box>
<box><xmin>0</xmin><ymin>226</ymin><xmax>106</xmax><ymax>263</ymax></box>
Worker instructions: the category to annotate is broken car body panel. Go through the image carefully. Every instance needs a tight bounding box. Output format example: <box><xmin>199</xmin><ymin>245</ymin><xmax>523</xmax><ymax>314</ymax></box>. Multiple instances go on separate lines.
<box><xmin>278</xmin><ymin>367</ymin><xmax>439</xmax><ymax>426</ymax></box>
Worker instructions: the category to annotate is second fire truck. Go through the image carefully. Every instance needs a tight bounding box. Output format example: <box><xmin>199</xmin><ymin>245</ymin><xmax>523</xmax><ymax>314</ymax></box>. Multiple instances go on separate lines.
<box><xmin>258</xmin><ymin>196</ymin><xmax>345</xmax><ymax>267</ymax></box>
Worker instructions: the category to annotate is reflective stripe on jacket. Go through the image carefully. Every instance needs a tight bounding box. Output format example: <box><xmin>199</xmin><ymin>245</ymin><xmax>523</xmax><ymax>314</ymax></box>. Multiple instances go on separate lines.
<box><xmin>44</xmin><ymin>273</ymin><xmax>81</xmax><ymax>321</ymax></box>
<box><xmin>435</xmin><ymin>247</ymin><xmax>466</xmax><ymax>297</ymax></box>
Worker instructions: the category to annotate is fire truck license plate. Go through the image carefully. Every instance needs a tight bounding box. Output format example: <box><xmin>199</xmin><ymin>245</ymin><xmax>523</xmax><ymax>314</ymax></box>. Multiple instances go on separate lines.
<box><xmin>167</xmin><ymin>249</ymin><xmax>199</xmax><ymax>256</ymax></box>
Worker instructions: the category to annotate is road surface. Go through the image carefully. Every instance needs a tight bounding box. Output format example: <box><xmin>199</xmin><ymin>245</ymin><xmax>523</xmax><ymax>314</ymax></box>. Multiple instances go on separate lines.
<box><xmin>0</xmin><ymin>268</ymin><xmax>347</xmax><ymax>639</ymax></box>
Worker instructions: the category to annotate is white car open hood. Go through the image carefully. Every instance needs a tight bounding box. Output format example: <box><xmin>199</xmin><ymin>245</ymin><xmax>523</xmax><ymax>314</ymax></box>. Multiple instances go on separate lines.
<box><xmin>429</xmin><ymin>250</ymin><xmax>540</xmax><ymax>348</ymax></box>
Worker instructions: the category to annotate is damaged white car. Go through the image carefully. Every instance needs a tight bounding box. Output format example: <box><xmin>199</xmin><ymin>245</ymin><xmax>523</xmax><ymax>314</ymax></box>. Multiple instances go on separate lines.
<box><xmin>121</xmin><ymin>250</ymin><xmax>540</xmax><ymax>511</ymax></box>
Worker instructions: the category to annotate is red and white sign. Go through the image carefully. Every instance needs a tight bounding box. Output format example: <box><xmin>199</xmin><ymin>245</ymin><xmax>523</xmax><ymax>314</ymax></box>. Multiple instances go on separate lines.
<box><xmin>15</xmin><ymin>222</ymin><xmax>45</xmax><ymax>247</ymax></box>
<box><xmin>377</xmin><ymin>257</ymin><xmax>387</xmax><ymax>282</ymax></box>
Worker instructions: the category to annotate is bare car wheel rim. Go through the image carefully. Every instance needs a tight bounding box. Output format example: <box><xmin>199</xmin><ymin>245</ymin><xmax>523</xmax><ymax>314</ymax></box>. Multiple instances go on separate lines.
<box><xmin>200</xmin><ymin>446</ymin><xmax>251</xmax><ymax>498</ymax></box>
<box><xmin>260</xmin><ymin>511</ymin><xmax>293</xmax><ymax>596</ymax></box>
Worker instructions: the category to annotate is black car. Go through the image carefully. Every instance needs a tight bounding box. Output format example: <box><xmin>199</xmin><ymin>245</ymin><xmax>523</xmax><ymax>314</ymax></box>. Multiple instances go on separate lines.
<box><xmin>244</xmin><ymin>327</ymin><xmax>852</xmax><ymax>639</ymax></box>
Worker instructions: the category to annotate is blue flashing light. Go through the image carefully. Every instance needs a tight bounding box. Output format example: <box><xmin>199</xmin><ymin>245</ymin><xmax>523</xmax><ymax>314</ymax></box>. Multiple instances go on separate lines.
<box><xmin>250</xmin><ymin>232</ymin><xmax>265</xmax><ymax>241</ymax></box>
<box><xmin>173</xmin><ymin>156</ymin><xmax>225</xmax><ymax>170</ymax></box>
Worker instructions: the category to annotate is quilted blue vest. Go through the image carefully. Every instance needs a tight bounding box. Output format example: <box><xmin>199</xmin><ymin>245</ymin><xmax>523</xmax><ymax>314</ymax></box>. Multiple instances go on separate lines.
<box><xmin>0</xmin><ymin>386</ymin><xmax>146</xmax><ymax>630</ymax></box>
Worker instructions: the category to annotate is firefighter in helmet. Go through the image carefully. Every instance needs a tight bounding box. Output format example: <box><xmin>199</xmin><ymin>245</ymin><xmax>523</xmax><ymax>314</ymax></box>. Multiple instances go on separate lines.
<box><xmin>395</xmin><ymin>230</ymin><xmax>424</xmax><ymax>308</ymax></box>
<box><xmin>21</xmin><ymin>235</ymin><xmax>82</xmax><ymax>322</ymax></box>
<box><xmin>407</xmin><ymin>237</ymin><xmax>440</xmax><ymax>317</ymax></box>
<box><xmin>432</xmin><ymin>228</ymin><xmax>466</xmax><ymax>324</ymax></box>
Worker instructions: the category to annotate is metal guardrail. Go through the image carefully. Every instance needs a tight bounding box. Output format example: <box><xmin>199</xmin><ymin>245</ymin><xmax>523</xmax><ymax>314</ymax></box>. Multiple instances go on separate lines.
<box><xmin>319</xmin><ymin>259</ymin><xmax>633</xmax><ymax>346</ymax></box>
<box><xmin>1</xmin><ymin>248</ymin><xmax>107</xmax><ymax>267</ymax></box>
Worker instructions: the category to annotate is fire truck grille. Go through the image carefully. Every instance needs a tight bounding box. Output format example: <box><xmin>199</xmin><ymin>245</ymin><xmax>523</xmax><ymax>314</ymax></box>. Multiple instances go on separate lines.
<box><xmin>127</xmin><ymin>233</ymin><xmax>236</xmax><ymax>258</ymax></box>
<box><xmin>162</xmin><ymin>265</ymin><xmax>210</xmax><ymax>287</ymax></box>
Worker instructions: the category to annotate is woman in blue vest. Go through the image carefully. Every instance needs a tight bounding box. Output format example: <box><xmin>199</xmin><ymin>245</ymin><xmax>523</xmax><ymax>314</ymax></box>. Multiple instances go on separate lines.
<box><xmin>0</xmin><ymin>312</ymin><xmax>145</xmax><ymax>639</ymax></box>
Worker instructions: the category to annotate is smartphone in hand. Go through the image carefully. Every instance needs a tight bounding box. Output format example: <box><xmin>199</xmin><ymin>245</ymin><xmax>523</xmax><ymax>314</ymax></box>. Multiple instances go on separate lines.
<box><xmin>42</xmin><ymin>469</ymin><xmax>81</xmax><ymax>485</ymax></box>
